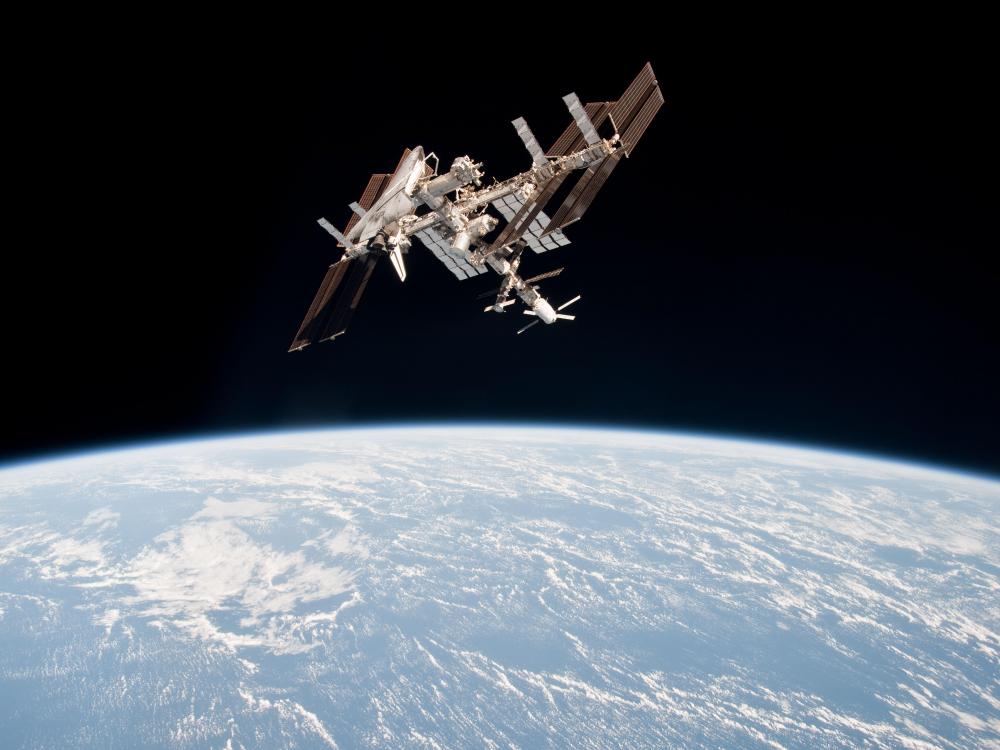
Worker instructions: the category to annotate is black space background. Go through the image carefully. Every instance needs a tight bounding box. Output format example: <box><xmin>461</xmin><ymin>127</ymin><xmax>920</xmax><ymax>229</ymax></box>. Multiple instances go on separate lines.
<box><xmin>4</xmin><ymin>18</ymin><xmax>997</xmax><ymax>475</ymax></box>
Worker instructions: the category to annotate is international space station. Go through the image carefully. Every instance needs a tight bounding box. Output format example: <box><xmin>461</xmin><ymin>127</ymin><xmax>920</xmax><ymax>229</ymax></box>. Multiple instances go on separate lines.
<box><xmin>289</xmin><ymin>63</ymin><xmax>663</xmax><ymax>351</ymax></box>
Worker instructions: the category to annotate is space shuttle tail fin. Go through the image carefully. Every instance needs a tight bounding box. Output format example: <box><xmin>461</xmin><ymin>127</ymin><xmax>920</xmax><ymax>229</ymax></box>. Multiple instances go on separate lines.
<box><xmin>341</xmin><ymin>173</ymin><xmax>392</xmax><ymax>244</ymax></box>
<box><xmin>389</xmin><ymin>244</ymin><xmax>407</xmax><ymax>281</ymax></box>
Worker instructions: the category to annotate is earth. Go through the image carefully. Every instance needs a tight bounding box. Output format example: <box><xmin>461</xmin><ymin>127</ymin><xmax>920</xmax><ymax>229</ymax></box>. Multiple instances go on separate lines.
<box><xmin>0</xmin><ymin>426</ymin><xmax>997</xmax><ymax>749</ymax></box>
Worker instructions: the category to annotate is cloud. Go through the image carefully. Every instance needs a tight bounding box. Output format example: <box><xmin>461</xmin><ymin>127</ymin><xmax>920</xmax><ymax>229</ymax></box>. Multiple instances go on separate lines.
<box><xmin>83</xmin><ymin>507</ymin><xmax>120</xmax><ymax>529</ymax></box>
<box><xmin>191</xmin><ymin>497</ymin><xmax>277</xmax><ymax>520</ymax></box>
<box><xmin>118</xmin><ymin>513</ymin><xmax>356</xmax><ymax>652</ymax></box>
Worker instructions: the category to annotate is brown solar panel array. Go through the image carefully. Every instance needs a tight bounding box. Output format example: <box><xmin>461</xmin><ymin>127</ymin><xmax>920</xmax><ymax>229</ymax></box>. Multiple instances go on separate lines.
<box><xmin>318</xmin><ymin>253</ymin><xmax>379</xmax><ymax>343</ymax></box>
<box><xmin>524</xmin><ymin>267</ymin><xmax>564</xmax><ymax>284</ymax></box>
<box><xmin>608</xmin><ymin>62</ymin><xmax>662</xmax><ymax>155</ymax></box>
<box><xmin>287</xmin><ymin>252</ymin><xmax>380</xmax><ymax>351</ymax></box>
<box><xmin>544</xmin><ymin>151</ymin><xmax>625</xmax><ymax>232</ymax></box>
<box><xmin>288</xmin><ymin>260</ymin><xmax>351</xmax><ymax>352</ymax></box>
<box><xmin>542</xmin><ymin>62</ymin><xmax>662</xmax><ymax>234</ymax></box>
<box><xmin>620</xmin><ymin>85</ymin><xmax>664</xmax><ymax>155</ymax></box>
<box><xmin>608</xmin><ymin>63</ymin><xmax>654</xmax><ymax>131</ymax></box>
<box><xmin>343</xmin><ymin>173</ymin><xmax>391</xmax><ymax>240</ymax></box>
<box><xmin>539</xmin><ymin>148</ymin><xmax>623</xmax><ymax>236</ymax></box>
<box><xmin>546</xmin><ymin>102</ymin><xmax>610</xmax><ymax>158</ymax></box>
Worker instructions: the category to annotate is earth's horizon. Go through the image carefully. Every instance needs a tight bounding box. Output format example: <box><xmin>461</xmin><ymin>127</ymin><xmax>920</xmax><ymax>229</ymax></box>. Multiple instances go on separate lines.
<box><xmin>6</xmin><ymin>425</ymin><xmax>998</xmax><ymax>484</ymax></box>
<box><xmin>1</xmin><ymin>426</ymin><xmax>997</xmax><ymax>748</ymax></box>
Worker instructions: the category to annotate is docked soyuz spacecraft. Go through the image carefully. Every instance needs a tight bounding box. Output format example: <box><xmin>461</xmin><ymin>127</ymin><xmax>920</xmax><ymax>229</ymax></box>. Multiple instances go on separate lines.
<box><xmin>289</xmin><ymin>63</ymin><xmax>663</xmax><ymax>351</ymax></box>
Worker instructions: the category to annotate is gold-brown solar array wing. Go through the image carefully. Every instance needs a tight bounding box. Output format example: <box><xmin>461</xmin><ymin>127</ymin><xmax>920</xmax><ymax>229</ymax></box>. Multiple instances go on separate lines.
<box><xmin>541</xmin><ymin>63</ymin><xmax>663</xmax><ymax>236</ymax></box>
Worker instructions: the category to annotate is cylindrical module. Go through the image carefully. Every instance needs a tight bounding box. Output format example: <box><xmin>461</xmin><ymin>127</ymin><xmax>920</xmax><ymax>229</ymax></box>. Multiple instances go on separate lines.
<box><xmin>423</xmin><ymin>156</ymin><xmax>484</xmax><ymax>198</ymax></box>
<box><xmin>449</xmin><ymin>215</ymin><xmax>496</xmax><ymax>256</ymax></box>
<box><xmin>531</xmin><ymin>297</ymin><xmax>557</xmax><ymax>324</ymax></box>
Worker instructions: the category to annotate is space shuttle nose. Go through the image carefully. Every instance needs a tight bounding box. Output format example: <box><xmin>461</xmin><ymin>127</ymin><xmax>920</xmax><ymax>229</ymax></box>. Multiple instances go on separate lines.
<box><xmin>532</xmin><ymin>298</ymin><xmax>557</xmax><ymax>324</ymax></box>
